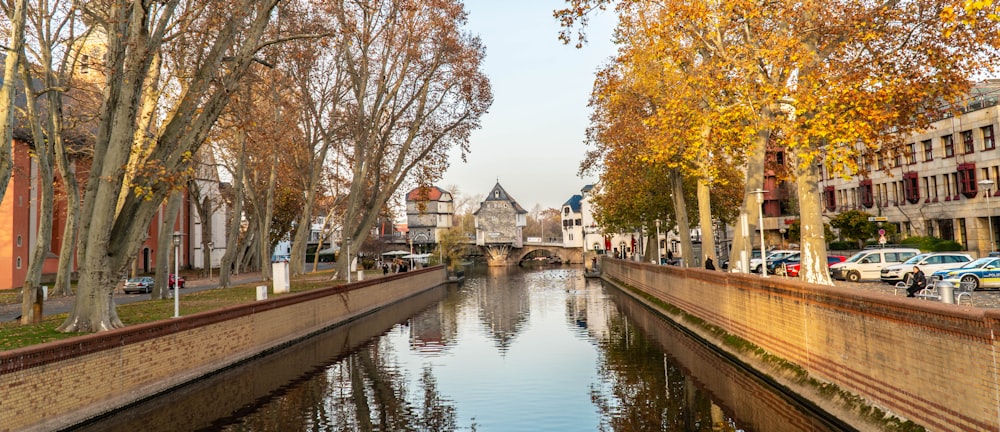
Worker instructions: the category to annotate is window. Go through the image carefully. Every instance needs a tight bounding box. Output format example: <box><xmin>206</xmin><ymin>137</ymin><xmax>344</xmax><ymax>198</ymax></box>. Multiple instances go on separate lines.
<box><xmin>923</xmin><ymin>140</ymin><xmax>933</xmax><ymax>161</ymax></box>
<box><xmin>963</xmin><ymin>130</ymin><xmax>975</xmax><ymax>154</ymax></box>
<box><xmin>904</xmin><ymin>172</ymin><xmax>920</xmax><ymax>204</ymax></box>
<box><xmin>877</xmin><ymin>154</ymin><xmax>885</xmax><ymax>170</ymax></box>
<box><xmin>823</xmin><ymin>186</ymin><xmax>836</xmax><ymax>211</ymax></box>
<box><xmin>893</xmin><ymin>151</ymin><xmax>902</xmax><ymax>167</ymax></box>
<box><xmin>907</xmin><ymin>143</ymin><xmax>916</xmax><ymax>164</ymax></box>
<box><xmin>80</xmin><ymin>55</ymin><xmax>89</xmax><ymax>74</ymax></box>
<box><xmin>984</xmin><ymin>125</ymin><xmax>996</xmax><ymax>150</ymax></box>
<box><xmin>16</xmin><ymin>235</ymin><xmax>21</xmax><ymax>247</ymax></box>
<box><xmin>859</xmin><ymin>180</ymin><xmax>874</xmax><ymax>208</ymax></box>
<box><xmin>16</xmin><ymin>257</ymin><xmax>21</xmax><ymax>269</ymax></box>
<box><xmin>958</xmin><ymin>163</ymin><xmax>978</xmax><ymax>198</ymax></box>
<box><xmin>943</xmin><ymin>135</ymin><xmax>955</xmax><ymax>158</ymax></box>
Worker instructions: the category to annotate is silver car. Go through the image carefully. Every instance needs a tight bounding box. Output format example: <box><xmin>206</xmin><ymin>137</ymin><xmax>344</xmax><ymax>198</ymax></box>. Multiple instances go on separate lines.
<box><xmin>124</xmin><ymin>277</ymin><xmax>155</xmax><ymax>294</ymax></box>
<box><xmin>880</xmin><ymin>252</ymin><xmax>973</xmax><ymax>283</ymax></box>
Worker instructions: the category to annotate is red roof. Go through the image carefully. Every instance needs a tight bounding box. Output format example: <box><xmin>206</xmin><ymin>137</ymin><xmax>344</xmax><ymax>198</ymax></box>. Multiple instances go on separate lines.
<box><xmin>406</xmin><ymin>186</ymin><xmax>448</xmax><ymax>201</ymax></box>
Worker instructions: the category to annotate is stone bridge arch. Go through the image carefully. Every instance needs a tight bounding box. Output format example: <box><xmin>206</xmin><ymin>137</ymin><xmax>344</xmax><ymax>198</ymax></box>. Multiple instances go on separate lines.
<box><xmin>515</xmin><ymin>246</ymin><xmax>582</xmax><ymax>264</ymax></box>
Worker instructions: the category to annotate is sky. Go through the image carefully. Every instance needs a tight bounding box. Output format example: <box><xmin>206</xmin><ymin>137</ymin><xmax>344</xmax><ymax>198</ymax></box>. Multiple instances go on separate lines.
<box><xmin>438</xmin><ymin>0</ymin><xmax>619</xmax><ymax>211</ymax></box>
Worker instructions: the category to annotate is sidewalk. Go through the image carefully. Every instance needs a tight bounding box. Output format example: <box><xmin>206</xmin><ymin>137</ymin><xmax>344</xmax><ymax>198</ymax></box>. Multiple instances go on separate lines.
<box><xmin>0</xmin><ymin>272</ymin><xmax>265</xmax><ymax>323</ymax></box>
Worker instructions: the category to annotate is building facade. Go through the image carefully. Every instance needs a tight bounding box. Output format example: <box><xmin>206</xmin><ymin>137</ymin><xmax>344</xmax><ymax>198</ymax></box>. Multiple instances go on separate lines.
<box><xmin>473</xmin><ymin>182</ymin><xmax>527</xmax><ymax>248</ymax></box>
<box><xmin>819</xmin><ymin>80</ymin><xmax>1000</xmax><ymax>256</ymax></box>
<box><xmin>405</xmin><ymin>186</ymin><xmax>455</xmax><ymax>246</ymax></box>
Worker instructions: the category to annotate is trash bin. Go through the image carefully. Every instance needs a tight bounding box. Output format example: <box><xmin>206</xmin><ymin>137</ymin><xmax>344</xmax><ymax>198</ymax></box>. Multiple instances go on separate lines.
<box><xmin>937</xmin><ymin>280</ymin><xmax>955</xmax><ymax>304</ymax></box>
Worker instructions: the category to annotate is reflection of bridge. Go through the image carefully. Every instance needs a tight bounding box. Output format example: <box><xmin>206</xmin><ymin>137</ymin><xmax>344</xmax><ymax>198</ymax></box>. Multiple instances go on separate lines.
<box><xmin>459</xmin><ymin>240</ymin><xmax>583</xmax><ymax>266</ymax></box>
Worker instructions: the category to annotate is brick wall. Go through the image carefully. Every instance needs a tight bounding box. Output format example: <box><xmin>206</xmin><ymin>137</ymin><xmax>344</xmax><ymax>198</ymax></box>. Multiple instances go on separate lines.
<box><xmin>603</xmin><ymin>259</ymin><xmax>1000</xmax><ymax>431</ymax></box>
<box><xmin>0</xmin><ymin>267</ymin><xmax>446</xmax><ymax>432</ymax></box>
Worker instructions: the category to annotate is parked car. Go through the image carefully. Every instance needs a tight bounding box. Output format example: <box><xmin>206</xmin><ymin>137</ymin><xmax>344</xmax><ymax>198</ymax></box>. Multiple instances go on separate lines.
<box><xmin>830</xmin><ymin>247</ymin><xmax>921</xmax><ymax>282</ymax></box>
<box><xmin>750</xmin><ymin>250</ymin><xmax>798</xmax><ymax>274</ymax></box>
<box><xmin>930</xmin><ymin>257</ymin><xmax>1000</xmax><ymax>290</ymax></box>
<box><xmin>784</xmin><ymin>255</ymin><xmax>847</xmax><ymax>277</ymax></box>
<box><xmin>766</xmin><ymin>252</ymin><xmax>802</xmax><ymax>274</ymax></box>
<box><xmin>720</xmin><ymin>249</ymin><xmax>762</xmax><ymax>271</ymax></box>
<box><xmin>879</xmin><ymin>252</ymin><xmax>973</xmax><ymax>283</ymax></box>
<box><xmin>124</xmin><ymin>277</ymin><xmax>155</xmax><ymax>294</ymax></box>
<box><xmin>169</xmin><ymin>274</ymin><xmax>186</xmax><ymax>289</ymax></box>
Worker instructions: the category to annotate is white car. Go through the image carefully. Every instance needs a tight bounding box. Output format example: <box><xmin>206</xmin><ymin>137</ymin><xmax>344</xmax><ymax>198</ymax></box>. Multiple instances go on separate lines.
<box><xmin>879</xmin><ymin>252</ymin><xmax>973</xmax><ymax>283</ymax></box>
<box><xmin>749</xmin><ymin>250</ymin><xmax>798</xmax><ymax>274</ymax></box>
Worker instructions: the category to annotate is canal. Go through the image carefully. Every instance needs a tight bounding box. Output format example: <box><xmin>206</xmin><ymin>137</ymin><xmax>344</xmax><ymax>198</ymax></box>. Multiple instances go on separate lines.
<box><xmin>73</xmin><ymin>266</ymin><xmax>848</xmax><ymax>432</ymax></box>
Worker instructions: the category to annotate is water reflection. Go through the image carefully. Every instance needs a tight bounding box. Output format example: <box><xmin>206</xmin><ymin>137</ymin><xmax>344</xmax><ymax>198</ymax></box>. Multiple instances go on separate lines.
<box><xmin>73</xmin><ymin>267</ymin><xmax>846</xmax><ymax>432</ymax></box>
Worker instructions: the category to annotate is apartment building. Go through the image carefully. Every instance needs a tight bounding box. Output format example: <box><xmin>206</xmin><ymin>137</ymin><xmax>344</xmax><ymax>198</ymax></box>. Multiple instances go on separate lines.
<box><xmin>819</xmin><ymin>80</ymin><xmax>1000</xmax><ymax>256</ymax></box>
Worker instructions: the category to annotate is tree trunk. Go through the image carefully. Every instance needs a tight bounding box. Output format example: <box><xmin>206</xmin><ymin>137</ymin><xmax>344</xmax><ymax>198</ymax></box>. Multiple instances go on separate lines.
<box><xmin>793</xmin><ymin>153</ymin><xmax>834</xmax><ymax>285</ymax></box>
<box><xmin>154</xmin><ymin>191</ymin><xmax>183</xmax><ymax>299</ymax></box>
<box><xmin>670</xmin><ymin>169</ymin><xmax>695</xmax><ymax>268</ymax></box>
<box><xmin>53</xmin><ymin>160</ymin><xmax>79</xmax><ymax>297</ymax></box>
<box><xmin>219</xmin><ymin>136</ymin><xmax>247</xmax><ymax>288</ymax></box>
<box><xmin>729</xmin><ymin>107</ymin><xmax>773</xmax><ymax>273</ymax></box>
<box><xmin>19</xmin><ymin>62</ymin><xmax>55</xmax><ymax>324</ymax></box>
<box><xmin>696</xmin><ymin>178</ymin><xmax>716</xmax><ymax>267</ymax></box>
<box><xmin>0</xmin><ymin>0</ymin><xmax>27</xmax><ymax>204</ymax></box>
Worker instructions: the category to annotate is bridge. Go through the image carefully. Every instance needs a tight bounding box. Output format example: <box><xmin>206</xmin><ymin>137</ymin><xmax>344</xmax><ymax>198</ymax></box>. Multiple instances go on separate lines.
<box><xmin>459</xmin><ymin>240</ymin><xmax>584</xmax><ymax>267</ymax></box>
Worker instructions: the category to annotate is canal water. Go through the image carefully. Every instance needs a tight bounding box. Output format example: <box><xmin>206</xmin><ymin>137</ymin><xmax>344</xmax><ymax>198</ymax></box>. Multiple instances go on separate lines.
<box><xmin>74</xmin><ymin>266</ymin><xmax>847</xmax><ymax>432</ymax></box>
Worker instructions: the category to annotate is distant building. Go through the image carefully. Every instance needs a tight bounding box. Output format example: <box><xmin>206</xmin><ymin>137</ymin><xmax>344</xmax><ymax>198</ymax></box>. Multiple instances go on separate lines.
<box><xmin>405</xmin><ymin>186</ymin><xmax>454</xmax><ymax>247</ymax></box>
<box><xmin>473</xmin><ymin>182</ymin><xmax>527</xmax><ymax>248</ymax></box>
<box><xmin>561</xmin><ymin>194</ymin><xmax>583</xmax><ymax>248</ymax></box>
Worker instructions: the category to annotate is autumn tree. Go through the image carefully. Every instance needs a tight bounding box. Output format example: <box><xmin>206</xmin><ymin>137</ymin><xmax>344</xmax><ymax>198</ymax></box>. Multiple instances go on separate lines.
<box><xmin>559</xmin><ymin>0</ymin><xmax>1000</xmax><ymax>284</ymax></box>
<box><xmin>59</xmin><ymin>0</ymin><xmax>313</xmax><ymax>332</ymax></box>
<box><xmin>324</xmin><ymin>0</ymin><xmax>492</xmax><ymax>278</ymax></box>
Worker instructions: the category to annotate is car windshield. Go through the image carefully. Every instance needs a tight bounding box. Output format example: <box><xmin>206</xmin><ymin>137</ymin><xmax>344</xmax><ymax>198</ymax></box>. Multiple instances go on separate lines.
<box><xmin>126</xmin><ymin>278</ymin><xmax>146</xmax><ymax>283</ymax></box>
<box><xmin>844</xmin><ymin>252</ymin><xmax>867</xmax><ymax>263</ymax></box>
<box><xmin>902</xmin><ymin>254</ymin><xmax>930</xmax><ymax>265</ymax></box>
<box><xmin>958</xmin><ymin>258</ymin><xmax>995</xmax><ymax>269</ymax></box>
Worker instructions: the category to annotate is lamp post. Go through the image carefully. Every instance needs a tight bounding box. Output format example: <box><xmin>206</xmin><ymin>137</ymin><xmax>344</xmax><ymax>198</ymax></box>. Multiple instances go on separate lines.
<box><xmin>980</xmin><ymin>179</ymin><xmax>996</xmax><ymax>253</ymax></box>
<box><xmin>207</xmin><ymin>241</ymin><xmax>214</xmax><ymax>280</ymax></box>
<box><xmin>655</xmin><ymin>219</ymin><xmax>662</xmax><ymax>265</ymax></box>
<box><xmin>172</xmin><ymin>231</ymin><xmax>182</xmax><ymax>317</ymax></box>
<box><xmin>750</xmin><ymin>189</ymin><xmax>768</xmax><ymax>277</ymax></box>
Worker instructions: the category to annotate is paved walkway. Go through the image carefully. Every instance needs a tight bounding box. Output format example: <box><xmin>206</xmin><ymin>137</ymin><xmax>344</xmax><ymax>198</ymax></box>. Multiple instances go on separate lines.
<box><xmin>834</xmin><ymin>279</ymin><xmax>1000</xmax><ymax>308</ymax></box>
<box><xmin>0</xmin><ymin>272</ymin><xmax>267</xmax><ymax>322</ymax></box>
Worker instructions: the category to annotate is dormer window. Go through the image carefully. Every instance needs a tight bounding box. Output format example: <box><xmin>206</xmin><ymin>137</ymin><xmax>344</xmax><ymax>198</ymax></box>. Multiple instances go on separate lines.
<box><xmin>494</xmin><ymin>190</ymin><xmax>500</xmax><ymax>198</ymax></box>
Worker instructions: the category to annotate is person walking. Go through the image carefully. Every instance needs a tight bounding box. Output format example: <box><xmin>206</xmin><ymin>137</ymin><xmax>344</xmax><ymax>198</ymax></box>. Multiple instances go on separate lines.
<box><xmin>906</xmin><ymin>266</ymin><xmax>927</xmax><ymax>297</ymax></box>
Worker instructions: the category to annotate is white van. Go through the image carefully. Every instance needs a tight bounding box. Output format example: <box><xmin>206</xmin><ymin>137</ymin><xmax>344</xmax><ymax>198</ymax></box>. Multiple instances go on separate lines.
<box><xmin>830</xmin><ymin>248</ymin><xmax>921</xmax><ymax>282</ymax></box>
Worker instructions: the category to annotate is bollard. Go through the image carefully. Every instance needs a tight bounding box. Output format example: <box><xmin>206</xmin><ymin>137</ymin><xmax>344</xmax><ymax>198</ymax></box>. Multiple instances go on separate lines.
<box><xmin>256</xmin><ymin>285</ymin><xmax>268</xmax><ymax>301</ymax></box>
<box><xmin>357</xmin><ymin>270</ymin><xmax>364</xmax><ymax>281</ymax></box>
<box><xmin>937</xmin><ymin>280</ymin><xmax>955</xmax><ymax>304</ymax></box>
<box><xmin>41</xmin><ymin>286</ymin><xmax>48</xmax><ymax>301</ymax></box>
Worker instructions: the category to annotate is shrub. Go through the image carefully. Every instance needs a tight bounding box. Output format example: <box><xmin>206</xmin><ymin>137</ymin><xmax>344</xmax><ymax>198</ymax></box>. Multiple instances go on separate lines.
<box><xmin>931</xmin><ymin>240</ymin><xmax>963</xmax><ymax>251</ymax></box>
<box><xmin>829</xmin><ymin>241</ymin><xmax>855</xmax><ymax>250</ymax></box>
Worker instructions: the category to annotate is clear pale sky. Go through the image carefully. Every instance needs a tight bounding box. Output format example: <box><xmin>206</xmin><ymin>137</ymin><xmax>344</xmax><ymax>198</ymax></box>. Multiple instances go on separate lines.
<box><xmin>438</xmin><ymin>0</ymin><xmax>618</xmax><ymax>211</ymax></box>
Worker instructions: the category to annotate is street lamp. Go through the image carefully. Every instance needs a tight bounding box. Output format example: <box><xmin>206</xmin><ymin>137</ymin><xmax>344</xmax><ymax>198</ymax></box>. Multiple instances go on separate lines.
<box><xmin>750</xmin><ymin>189</ymin><xmax>768</xmax><ymax>277</ymax></box>
<box><xmin>655</xmin><ymin>219</ymin><xmax>662</xmax><ymax>265</ymax></box>
<box><xmin>980</xmin><ymin>179</ymin><xmax>996</xmax><ymax>252</ymax></box>
<box><xmin>172</xmin><ymin>231</ymin><xmax>182</xmax><ymax>317</ymax></box>
<box><xmin>207</xmin><ymin>241</ymin><xmax>214</xmax><ymax>280</ymax></box>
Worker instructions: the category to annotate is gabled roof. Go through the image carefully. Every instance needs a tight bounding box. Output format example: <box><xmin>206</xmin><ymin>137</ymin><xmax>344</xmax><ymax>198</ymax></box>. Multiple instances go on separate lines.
<box><xmin>563</xmin><ymin>195</ymin><xmax>582</xmax><ymax>213</ymax></box>
<box><xmin>406</xmin><ymin>185</ymin><xmax>452</xmax><ymax>202</ymax></box>
<box><xmin>474</xmin><ymin>182</ymin><xmax>528</xmax><ymax>215</ymax></box>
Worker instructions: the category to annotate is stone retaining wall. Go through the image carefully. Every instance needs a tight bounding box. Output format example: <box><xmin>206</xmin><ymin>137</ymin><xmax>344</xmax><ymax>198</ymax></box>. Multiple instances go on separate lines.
<box><xmin>603</xmin><ymin>259</ymin><xmax>1000</xmax><ymax>431</ymax></box>
<box><xmin>0</xmin><ymin>267</ymin><xmax>445</xmax><ymax>432</ymax></box>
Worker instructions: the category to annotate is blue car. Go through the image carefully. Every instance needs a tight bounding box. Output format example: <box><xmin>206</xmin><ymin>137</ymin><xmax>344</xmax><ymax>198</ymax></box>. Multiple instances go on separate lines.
<box><xmin>930</xmin><ymin>257</ymin><xmax>1000</xmax><ymax>290</ymax></box>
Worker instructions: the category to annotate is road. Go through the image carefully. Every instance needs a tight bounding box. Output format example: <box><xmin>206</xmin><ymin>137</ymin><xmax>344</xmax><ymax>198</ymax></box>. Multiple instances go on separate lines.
<box><xmin>0</xmin><ymin>272</ymin><xmax>270</xmax><ymax>322</ymax></box>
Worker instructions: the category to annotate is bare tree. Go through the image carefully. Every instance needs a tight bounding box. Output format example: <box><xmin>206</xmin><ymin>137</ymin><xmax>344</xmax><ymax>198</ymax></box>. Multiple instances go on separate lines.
<box><xmin>59</xmin><ymin>0</ymin><xmax>296</xmax><ymax>332</ymax></box>
<box><xmin>327</xmin><ymin>0</ymin><xmax>492</xmax><ymax>277</ymax></box>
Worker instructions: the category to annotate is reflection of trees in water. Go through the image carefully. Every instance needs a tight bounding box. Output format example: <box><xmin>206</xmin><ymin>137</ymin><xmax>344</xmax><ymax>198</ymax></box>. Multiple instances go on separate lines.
<box><xmin>218</xmin><ymin>341</ymin><xmax>465</xmax><ymax>432</ymax></box>
<box><xmin>591</xmin><ymin>315</ymin><xmax>735</xmax><ymax>432</ymax></box>
<box><xmin>475</xmin><ymin>267</ymin><xmax>530</xmax><ymax>354</ymax></box>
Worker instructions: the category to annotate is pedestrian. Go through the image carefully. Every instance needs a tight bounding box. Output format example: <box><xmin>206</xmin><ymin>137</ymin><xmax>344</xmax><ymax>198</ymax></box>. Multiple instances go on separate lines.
<box><xmin>705</xmin><ymin>255</ymin><xmax>715</xmax><ymax>271</ymax></box>
<box><xmin>382</xmin><ymin>263</ymin><xmax>389</xmax><ymax>275</ymax></box>
<box><xmin>906</xmin><ymin>266</ymin><xmax>927</xmax><ymax>297</ymax></box>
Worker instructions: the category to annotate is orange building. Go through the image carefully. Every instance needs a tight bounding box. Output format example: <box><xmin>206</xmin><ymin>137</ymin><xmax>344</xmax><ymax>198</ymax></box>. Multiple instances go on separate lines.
<box><xmin>0</xmin><ymin>137</ymin><xmax>192</xmax><ymax>291</ymax></box>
